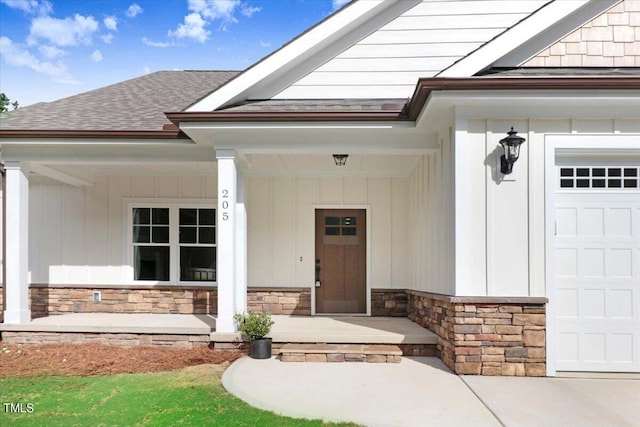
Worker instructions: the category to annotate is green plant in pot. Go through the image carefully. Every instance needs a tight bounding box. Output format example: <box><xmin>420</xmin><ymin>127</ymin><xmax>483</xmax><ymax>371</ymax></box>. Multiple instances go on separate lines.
<box><xmin>233</xmin><ymin>311</ymin><xmax>274</xmax><ymax>359</ymax></box>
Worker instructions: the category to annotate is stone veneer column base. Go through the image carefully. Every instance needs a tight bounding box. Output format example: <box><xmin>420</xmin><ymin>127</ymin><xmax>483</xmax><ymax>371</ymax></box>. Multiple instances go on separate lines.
<box><xmin>408</xmin><ymin>290</ymin><xmax>548</xmax><ymax>377</ymax></box>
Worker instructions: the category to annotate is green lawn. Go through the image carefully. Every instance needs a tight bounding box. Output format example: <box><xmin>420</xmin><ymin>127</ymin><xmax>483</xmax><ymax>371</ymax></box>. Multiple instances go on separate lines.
<box><xmin>0</xmin><ymin>365</ymin><xmax>357</xmax><ymax>427</ymax></box>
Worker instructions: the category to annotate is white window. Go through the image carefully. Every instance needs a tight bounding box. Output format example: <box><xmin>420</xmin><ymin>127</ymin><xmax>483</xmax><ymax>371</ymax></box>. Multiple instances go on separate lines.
<box><xmin>128</xmin><ymin>203</ymin><xmax>216</xmax><ymax>283</ymax></box>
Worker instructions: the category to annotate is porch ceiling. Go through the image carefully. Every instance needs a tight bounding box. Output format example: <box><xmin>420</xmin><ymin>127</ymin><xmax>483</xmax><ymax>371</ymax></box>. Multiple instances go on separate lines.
<box><xmin>244</xmin><ymin>153</ymin><xmax>420</xmax><ymax>177</ymax></box>
<box><xmin>26</xmin><ymin>153</ymin><xmax>420</xmax><ymax>185</ymax></box>
<box><xmin>27</xmin><ymin>161</ymin><xmax>219</xmax><ymax>186</ymax></box>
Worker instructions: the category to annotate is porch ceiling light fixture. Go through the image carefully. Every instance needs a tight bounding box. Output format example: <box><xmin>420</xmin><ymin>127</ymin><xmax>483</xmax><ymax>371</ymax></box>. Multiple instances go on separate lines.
<box><xmin>333</xmin><ymin>154</ymin><xmax>348</xmax><ymax>166</ymax></box>
<box><xmin>499</xmin><ymin>127</ymin><xmax>526</xmax><ymax>175</ymax></box>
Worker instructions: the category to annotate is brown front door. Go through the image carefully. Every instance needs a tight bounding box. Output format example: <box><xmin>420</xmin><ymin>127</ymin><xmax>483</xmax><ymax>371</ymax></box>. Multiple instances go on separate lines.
<box><xmin>315</xmin><ymin>209</ymin><xmax>366</xmax><ymax>314</ymax></box>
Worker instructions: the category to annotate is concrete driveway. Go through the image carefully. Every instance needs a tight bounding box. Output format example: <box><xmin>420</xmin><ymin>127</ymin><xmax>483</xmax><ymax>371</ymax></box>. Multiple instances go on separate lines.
<box><xmin>222</xmin><ymin>356</ymin><xmax>640</xmax><ymax>427</ymax></box>
<box><xmin>461</xmin><ymin>375</ymin><xmax>640</xmax><ymax>427</ymax></box>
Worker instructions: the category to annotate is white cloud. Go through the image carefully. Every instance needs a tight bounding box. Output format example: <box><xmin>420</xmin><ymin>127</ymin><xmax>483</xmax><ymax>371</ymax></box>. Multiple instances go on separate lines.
<box><xmin>0</xmin><ymin>0</ymin><xmax>52</xmax><ymax>16</ymax></box>
<box><xmin>164</xmin><ymin>0</ymin><xmax>259</xmax><ymax>45</ymax></box>
<box><xmin>38</xmin><ymin>44</ymin><xmax>65</xmax><ymax>58</ymax></box>
<box><xmin>188</xmin><ymin>0</ymin><xmax>239</xmax><ymax>21</ymax></box>
<box><xmin>142</xmin><ymin>66</ymin><xmax>150</xmax><ymax>74</ymax></box>
<box><xmin>142</xmin><ymin>37</ymin><xmax>175</xmax><ymax>48</ymax></box>
<box><xmin>28</xmin><ymin>14</ymin><xmax>99</xmax><ymax>47</ymax></box>
<box><xmin>240</xmin><ymin>4</ymin><xmax>261</xmax><ymax>18</ymax></box>
<box><xmin>332</xmin><ymin>0</ymin><xmax>350</xmax><ymax>11</ymax></box>
<box><xmin>90</xmin><ymin>49</ymin><xmax>103</xmax><ymax>62</ymax></box>
<box><xmin>168</xmin><ymin>12</ymin><xmax>210</xmax><ymax>43</ymax></box>
<box><xmin>259</xmin><ymin>40</ymin><xmax>270</xmax><ymax>48</ymax></box>
<box><xmin>126</xmin><ymin>3</ymin><xmax>142</xmax><ymax>18</ymax></box>
<box><xmin>0</xmin><ymin>36</ymin><xmax>77</xmax><ymax>83</ymax></box>
<box><xmin>103</xmin><ymin>16</ymin><xmax>118</xmax><ymax>31</ymax></box>
<box><xmin>101</xmin><ymin>33</ymin><xmax>114</xmax><ymax>44</ymax></box>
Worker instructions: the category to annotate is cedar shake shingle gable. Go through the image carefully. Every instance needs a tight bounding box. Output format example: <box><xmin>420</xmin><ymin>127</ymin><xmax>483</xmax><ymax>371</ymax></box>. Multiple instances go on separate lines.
<box><xmin>0</xmin><ymin>70</ymin><xmax>239</xmax><ymax>132</ymax></box>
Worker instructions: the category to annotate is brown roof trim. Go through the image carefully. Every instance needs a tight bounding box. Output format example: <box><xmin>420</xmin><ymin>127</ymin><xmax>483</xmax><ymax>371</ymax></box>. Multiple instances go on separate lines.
<box><xmin>169</xmin><ymin>76</ymin><xmax>640</xmax><ymax>126</ymax></box>
<box><xmin>0</xmin><ymin>129</ymin><xmax>189</xmax><ymax>139</ymax></box>
<box><xmin>166</xmin><ymin>110</ymin><xmax>407</xmax><ymax>125</ymax></box>
<box><xmin>405</xmin><ymin>77</ymin><xmax>640</xmax><ymax>120</ymax></box>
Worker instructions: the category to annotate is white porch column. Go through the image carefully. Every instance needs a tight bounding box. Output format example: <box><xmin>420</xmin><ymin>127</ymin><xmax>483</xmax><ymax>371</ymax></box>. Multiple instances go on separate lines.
<box><xmin>4</xmin><ymin>162</ymin><xmax>31</xmax><ymax>324</ymax></box>
<box><xmin>216</xmin><ymin>150</ymin><xmax>237</xmax><ymax>332</ymax></box>
<box><xmin>235</xmin><ymin>172</ymin><xmax>247</xmax><ymax>314</ymax></box>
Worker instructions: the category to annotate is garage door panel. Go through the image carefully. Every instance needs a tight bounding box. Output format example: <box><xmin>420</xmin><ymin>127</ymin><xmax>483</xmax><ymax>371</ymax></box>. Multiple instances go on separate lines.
<box><xmin>554</xmin><ymin>181</ymin><xmax>640</xmax><ymax>373</ymax></box>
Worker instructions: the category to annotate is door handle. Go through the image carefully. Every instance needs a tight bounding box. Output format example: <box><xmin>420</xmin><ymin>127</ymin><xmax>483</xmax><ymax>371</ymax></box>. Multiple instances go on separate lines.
<box><xmin>315</xmin><ymin>260</ymin><xmax>321</xmax><ymax>287</ymax></box>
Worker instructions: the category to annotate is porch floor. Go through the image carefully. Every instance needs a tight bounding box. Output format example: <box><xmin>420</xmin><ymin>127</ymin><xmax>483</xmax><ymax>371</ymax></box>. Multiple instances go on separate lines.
<box><xmin>0</xmin><ymin>314</ymin><xmax>438</xmax><ymax>345</ymax></box>
<box><xmin>214</xmin><ymin>315</ymin><xmax>438</xmax><ymax>345</ymax></box>
<box><xmin>0</xmin><ymin>313</ymin><xmax>216</xmax><ymax>335</ymax></box>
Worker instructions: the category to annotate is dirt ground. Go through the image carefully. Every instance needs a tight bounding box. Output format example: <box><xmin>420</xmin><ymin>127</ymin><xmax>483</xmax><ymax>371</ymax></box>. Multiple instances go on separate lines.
<box><xmin>0</xmin><ymin>342</ymin><xmax>244</xmax><ymax>378</ymax></box>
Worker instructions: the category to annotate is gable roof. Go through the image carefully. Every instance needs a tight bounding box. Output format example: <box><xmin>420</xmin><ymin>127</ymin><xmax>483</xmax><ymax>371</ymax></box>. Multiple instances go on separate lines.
<box><xmin>188</xmin><ymin>0</ymin><xmax>621</xmax><ymax>112</ymax></box>
<box><xmin>0</xmin><ymin>70</ymin><xmax>238</xmax><ymax>133</ymax></box>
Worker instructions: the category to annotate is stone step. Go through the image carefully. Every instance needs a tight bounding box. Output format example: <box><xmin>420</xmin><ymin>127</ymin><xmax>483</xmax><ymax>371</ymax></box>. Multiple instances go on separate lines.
<box><xmin>279</xmin><ymin>343</ymin><xmax>402</xmax><ymax>363</ymax></box>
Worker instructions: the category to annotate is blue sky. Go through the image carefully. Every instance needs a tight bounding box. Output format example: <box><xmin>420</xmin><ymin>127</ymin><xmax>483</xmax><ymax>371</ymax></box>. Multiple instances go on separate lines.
<box><xmin>0</xmin><ymin>0</ymin><xmax>349</xmax><ymax>106</ymax></box>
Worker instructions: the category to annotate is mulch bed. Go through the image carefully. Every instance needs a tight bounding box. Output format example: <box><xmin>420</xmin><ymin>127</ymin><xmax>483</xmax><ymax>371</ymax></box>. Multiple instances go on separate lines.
<box><xmin>0</xmin><ymin>342</ymin><xmax>245</xmax><ymax>378</ymax></box>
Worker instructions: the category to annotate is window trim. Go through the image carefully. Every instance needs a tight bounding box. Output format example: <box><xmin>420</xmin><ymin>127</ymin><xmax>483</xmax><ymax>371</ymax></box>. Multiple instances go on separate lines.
<box><xmin>123</xmin><ymin>199</ymin><xmax>217</xmax><ymax>286</ymax></box>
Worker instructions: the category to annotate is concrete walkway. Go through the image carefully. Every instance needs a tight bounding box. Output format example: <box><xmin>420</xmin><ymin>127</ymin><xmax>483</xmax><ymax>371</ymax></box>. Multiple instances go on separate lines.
<box><xmin>222</xmin><ymin>356</ymin><xmax>640</xmax><ymax>427</ymax></box>
<box><xmin>223</xmin><ymin>356</ymin><xmax>500</xmax><ymax>427</ymax></box>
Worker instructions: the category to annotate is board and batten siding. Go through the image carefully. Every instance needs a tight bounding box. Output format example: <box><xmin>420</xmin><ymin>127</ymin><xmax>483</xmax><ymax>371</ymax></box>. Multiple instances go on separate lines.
<box><xmin>454</xmin><ymin>118</ymin><xmax>640</xmax><ymax>298</ymax></box>
<box><xmin>408</xmin><ymin>132</ymin><xmax>455</xmax><ymax>296</ymax></box>
<box><xmin>275</xmin><ymin>0</ymin><xmax>547</xmax><ymax>99</ymax></box>
<box><xmin>28</xmin><ymin>175</ymin><xmax>217</xmax><ymax>285</ymax></box>
<box><xmin>247</xmin><ymin>176</ymin><xmax>410</xmax><ymax>290</ymax></box>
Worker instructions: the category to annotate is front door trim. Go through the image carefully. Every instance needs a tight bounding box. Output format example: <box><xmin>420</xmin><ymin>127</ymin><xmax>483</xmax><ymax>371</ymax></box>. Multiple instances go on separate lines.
<box><xmin>312</xmin><ymin>204</ymin><xmax>371</xmax><ymax>316</ymax></box>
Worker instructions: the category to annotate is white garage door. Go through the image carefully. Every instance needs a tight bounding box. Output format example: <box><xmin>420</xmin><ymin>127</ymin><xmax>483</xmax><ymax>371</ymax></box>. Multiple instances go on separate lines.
<box><xmin>554</xmin><ymin>165</ymin><xmax>640</xmax><ymax>373</ymax></box>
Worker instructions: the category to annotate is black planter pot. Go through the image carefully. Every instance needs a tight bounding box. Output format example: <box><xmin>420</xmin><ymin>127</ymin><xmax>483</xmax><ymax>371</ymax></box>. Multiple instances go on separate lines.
<box><xmin>250</xmin><ymin>338</ymin><xmax>272</xmax><ymax>359</ymax></box>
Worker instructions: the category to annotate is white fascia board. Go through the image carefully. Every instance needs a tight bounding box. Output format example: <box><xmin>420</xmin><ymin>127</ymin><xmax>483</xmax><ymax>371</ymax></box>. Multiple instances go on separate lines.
<box><xmin>438</xmin><ymin>0</ymin><xmax>592</xmax><ymax>77</ymax></box>
<box><xmin>421</xmin><ymin>90</ymin><xmax>640</xmax><ymax>121</ymax></box>
<box><xmin>186</xmin><ymin>0</ymin><xmax>402</xmax><ymax>112</ymax></box>
<box><xmin>181</xmin><ymin>121</ymin><xmax>414</xmax><ymax>131</ymax></box>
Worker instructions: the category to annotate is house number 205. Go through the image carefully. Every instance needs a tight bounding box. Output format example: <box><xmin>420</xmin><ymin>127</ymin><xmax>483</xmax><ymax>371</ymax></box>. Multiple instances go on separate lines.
<box><xmin>221</xmin><ymin>189</ymin><xmax>230</xmax><ymax>221</ymax></box>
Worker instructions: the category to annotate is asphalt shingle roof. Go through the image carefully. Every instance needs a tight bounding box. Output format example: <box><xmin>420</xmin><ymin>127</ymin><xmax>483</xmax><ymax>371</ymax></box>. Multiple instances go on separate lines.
<box><xmin>0</xmin><ymin>70</ymin><xmax>239</xmax><ymax>131</ymax></box>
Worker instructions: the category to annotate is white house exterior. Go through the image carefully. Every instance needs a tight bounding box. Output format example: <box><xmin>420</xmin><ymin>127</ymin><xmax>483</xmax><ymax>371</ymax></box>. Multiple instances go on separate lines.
<box><xmin>1</xmin><ymin>0</ymin><xmax>639</xmax><ymax>376</ymax></box>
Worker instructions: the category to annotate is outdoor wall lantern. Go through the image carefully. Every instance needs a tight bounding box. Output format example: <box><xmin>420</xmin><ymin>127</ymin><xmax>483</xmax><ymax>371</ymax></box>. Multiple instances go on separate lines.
<box><xmin>499</xmin><ymin>127</ymin><xmax>526</xmax><ymax>175</ymax></box>
<box><xmin>333</xmin><ymin>154</ymin><xmax>348</xmax><ymax>166</ymax></box>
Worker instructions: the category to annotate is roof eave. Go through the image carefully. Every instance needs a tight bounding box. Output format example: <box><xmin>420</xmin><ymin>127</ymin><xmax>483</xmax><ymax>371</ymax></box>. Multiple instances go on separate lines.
<box><xmin>406</xmin><ymin>76</ymin><xmax>640</xmax><ymax>121</ymax></box>
<box><xmin>166</xmin><ymin>110</ymin><xmax>409</xmax><ymax>126</ymax></box>
<box><xmin>0</xmin><ymin>129</ymin><xmax>190</xmax><ymax>139</ymax></box>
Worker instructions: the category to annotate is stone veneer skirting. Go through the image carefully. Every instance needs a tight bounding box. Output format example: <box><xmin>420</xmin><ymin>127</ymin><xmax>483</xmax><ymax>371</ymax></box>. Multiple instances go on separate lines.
<box><xmin>247</xmin><ymin>287</ymin><xmax>311</xmax><ymax>315</ymax></box>
<box><xmin>371</xmin><ymin>289</ymin><xmax>408</xmax><ymax>316</ymax></box>
<box><xmin>1</xmin><ymin>331</ymin><xmax>211</xmax><ymax>349</ymax></box>
<box><xmin>2</xmin><ymin>286</ymin><xmax>548</xmax><ymax>376</ymax></box>
<box><xmin>11</xmin><ymin>285</ymin><xmax>314</xmax><ymax>318</ymax></box>
<box><xmin>408</xmin><ymin>290</ymin><xmax>547</xmax><ymax>376</ymax></box>
<box><xmin>2</xmin><ymin>286</ymin><xmax>407</xmax><ymax>318</ymax></box>
<box><xmin>28</xmin><ymin>286</ymin><xmax>217</xmax><ymax>318</ymax></box>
